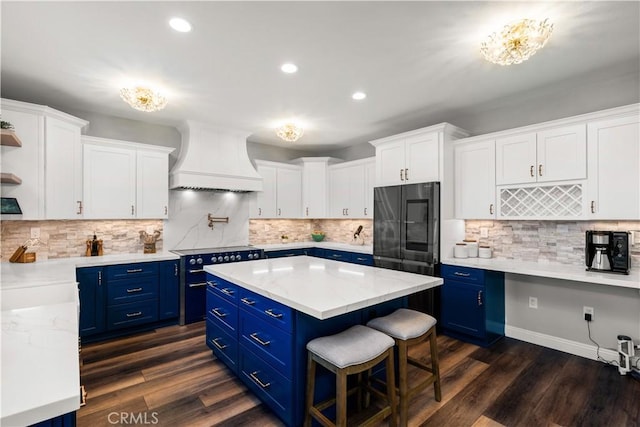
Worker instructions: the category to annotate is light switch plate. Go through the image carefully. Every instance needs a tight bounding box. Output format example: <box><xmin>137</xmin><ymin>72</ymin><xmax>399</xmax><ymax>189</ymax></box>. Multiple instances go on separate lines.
<box><xmin>30</xmin><ymin>227</ymin><xmax>40</xmax><ymax>239</ymax></box>
<box><xmin>480</xmin><ymin>227</ymin><xmax>489</xmax><ymax>238</ymax></box>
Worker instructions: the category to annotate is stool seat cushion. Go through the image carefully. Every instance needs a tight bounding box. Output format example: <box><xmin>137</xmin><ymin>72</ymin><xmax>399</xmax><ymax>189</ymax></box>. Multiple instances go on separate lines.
<box><xmin>367</xmin><ymin>308</ymin><xmax>437</xmax><ymax>340</ymax></box>
<box><xmin>306</xmin><ymin>325</ymin><xmax>394</xmax><ymax>369</ymax></box>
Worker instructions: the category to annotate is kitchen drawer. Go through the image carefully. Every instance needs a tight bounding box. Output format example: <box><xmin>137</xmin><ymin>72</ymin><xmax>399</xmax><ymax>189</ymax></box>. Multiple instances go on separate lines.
<box><xmin>107</xmin><ymin>276</ymin><xmax>158</xmax><ymax>305</ymax></box>
<box><xmin>239</xmin><ymin>310</ymin><xmax>293</xmax><ymax>378</ymax></box>
<box><xmin>239</xmin><ymin>346</ymin><xmax>294</xmax><ymax>426</ymax></box>
<box><xmin>105</xmin><ymin>262</ymin><xmax>159</xmax><ymax>280</ymax></box>
<box><xmin>107</xmin><ymin>299</ymin><xmax>158</xmax><ymax>330</ymax></box>
<box><xmin>265</xmin><ymin>248</ymin><xmax>307</xmax><ymax>258</ymax></box>
<box><xmin>441</xmin><ymin>264</ymin><xmax>485</xmax><ymax>284</ymax></box>
<box><xmin>351</xmin><ymin>253</ymin><xmax>374</xmax><ymax>266</ymax></box>
<box><xmin>238</xmin><ymin>288</ymin><xmax>293</xmax><ymax>333</ymax></box>
<box><xmin>206</xmin><ymin>288</ymin><xmax>238</xmax><ymax>334</ymax></box>
<box><xmin>206</xmin><ymin>274</ymin><xmax>239</xmax><ymax>303</ymax></box>
<box><xmin>323</xmin><ymin>249</ymin><xmax>353</xmax><ymax>262</ymax></box>
<box><xmin>206</xmin><ymin>318</ymin><xmax>238</xmax><ymax>374</ymax></box>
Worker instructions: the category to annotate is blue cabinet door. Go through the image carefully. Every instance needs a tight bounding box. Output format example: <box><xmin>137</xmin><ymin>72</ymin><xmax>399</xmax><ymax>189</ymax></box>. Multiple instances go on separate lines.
<box><xmin>441</xmin><ymin>280</ymin><xmax>486</xmax><ymax>338</ymax></box>
<box><xmin>159</xmin><ymin>260</ymin><xmax>179</xmax><ymax>320</ymax></box>
<box><xmin>76</xmin><ymin>267</ymin><xmax>106</xmax><ymax>337</ymax></box>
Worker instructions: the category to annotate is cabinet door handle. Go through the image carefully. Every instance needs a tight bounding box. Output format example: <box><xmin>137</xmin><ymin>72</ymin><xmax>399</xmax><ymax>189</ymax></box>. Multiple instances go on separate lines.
<box><xmin>220</xmin><ymin>288</ymin><xmax>235</xmax><ymax>296</ymax></box>
<box><xmin>126</xmin><ymin>311</ymin><xmax>142</xmax><ymax>318</ymax></box>
<box><xmin>131</xmin><ymin>205</ymin><xmax>135</xmax><ymax>215</ymax></box>
<box><xmin>188</xmin><ymin>269</ymin><xmax>204</xmax><ymax>274</ymax></box>
<box><xmin>211</xmin><ymin>338</ymin><xmax>228</xmax><ymax>350</ymax></box>
<box><xmin>477</xmin><ymin>290</ymin><xmax>483</xmax><ymax>306</ymax></box>
<box><xmin>454</xmin><ymin>272</ymin><xmax>471</xmax><ymax>277</ymax></box>
<box><xmin>98</xmin><ymin>270</ymin><xmax>102</xmax><ymax>285</ymax></box>
<box><xmin>400</xmin><ymin>168</ymin><xmax>404</xmax><ymax>181</ymax></box>
<box><xmin>364</xmin><ymin>207</ymin><xmax>367</xmax><ymax>216</ymax></box>
<box><xmin>76</xmin><ymin>201</ymin><xmax>83</xmax><ymax>215</ymax></box>
<box><xmin>306</xmin><ymin>207</ymin><xmax>309</xmax><ymax>216</ymax></box>
<box><xmin>265</xmin><ymin>308</ymin><xmax>283</xmax><ymax>319</ymax></box>
<box><xmin>258</xmin><ymin>207</ymin><xmax>262</xmax><ymax>216</ymax></box>
<box><xmin>210</xmin><ymin>308</ymin><xmax>227</xmax><ymax>318</ymax></box>
<box><xmin>241</xmin><ymin>297</ymin><xmax>256</xmax><ymax>306</ymax></box>
<box><xmin>249</xmin><ymin>371</ymin><xmax>271</xmax><ymax>388</ymax></box>
<box><xmin>530</xmin><ymin>165</ymin><xmax>534</xmax><ymax>177</ymax></box>
<box><xmin>164</xmin><ymin>206</ymin><xmax>168</xmax><ymax>215</ymax></box>
<box><xmin>127</xmin><ymin>268</ymin><xmax>143</xmax><ymax>273</ymax></box>
<box><xmin>538</xmin><ymin>164</ymin><xmax>543</xmax><ymax>176</ymax></box>
<box><xmin>206</xmin><ymin>280</ymin><xmax>217</xmax><ymax>287</ymax></box>
<box><xmin>250</xmin><ymin>332</ymin><xmax>271</xmax><ymax>346</ymax></box>
<box><xmin>278</xmin><ymin>208</ymin><xmax>281</xmax><ymax>216</ymax></box>
<box><xmin>188</xmin><ymin>282</ymin><xmax>207</xmax><ymax>288</ymax></box>
<box><xmin>489</xmin><ymin>204</ymin><xmax>494</xmax><ymax>215</ymax></box>
<box><xmin>174</xmin><ymin>264</ymin><xmax>178</xmax><ymax>276</ymax></box>
<box><xmin>345</xmin><ymin>208</ymin><xmax>349</xmax><ymax>216</ymax></box>
<box><xmin>405</xmin><ymin>168</ymin><xmax>409</xmax><ymax>180</ymax></box>
<box><xmin>590</xmin><ymin>200</ymin><xmax>596</xmax><ymax>214</ymax></box>
<box><xmin>126</xmin><ymin>287</ymin><xmax>143</xmax><ymax>293</ymax></box>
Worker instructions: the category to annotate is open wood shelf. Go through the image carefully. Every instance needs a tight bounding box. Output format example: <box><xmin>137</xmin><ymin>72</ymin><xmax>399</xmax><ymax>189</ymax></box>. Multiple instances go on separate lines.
<box><xmin>1</xmin><ymin>129</ymin><xmax>22</xmax><ymax>147</ymax></box>
<box><xmin>0</xmin><ymin>172</ymin><xmax>22</xmax><ymax>184</ymax></box>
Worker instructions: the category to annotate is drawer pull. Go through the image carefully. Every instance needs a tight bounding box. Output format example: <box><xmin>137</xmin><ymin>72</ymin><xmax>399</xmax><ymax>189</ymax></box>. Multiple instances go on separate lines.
<box><xmin>356</xmin><ymin>257</ymin><xmax>366</xmax><ymax>261</ymax></box>
<box><xmin>477</xmin><ymin>290</ymin><xmax>483</xmax><ymax>306</ymax></box>
<box><xmin>454</xmin><ymin>272</ymin><xmax>471</xmax><ymax>277</ymax></box>
<box><xmin>249</xmin><ymin>371</ymin><xmax>271</xmax><ymax>389</ymax></box>
<box><xmin>206</xmin><ymin>280</ymin><xmax>217</xmax><ymax>287</ymax></box>
<box><xmin>265</xmin><ymin>309</ymin><xmax>283</xmax><ymax>319</ymax></box>
<box><xmin>126</xmin><ymin>311</ymin><xmax>142</xmax><ymax>318</ymax></box>
<box><xmin>241</xmin><ymin>297</ymin><xmax>256</xmax><ymax>306</ymax></box>
<box><xmin>250</xmin><ymin>332</ymin><xmax>271</xmax><ymax>346</ymax></box>
<box><xmin>126</xmin><ymin>268</ymin><xmax>143</xmax><ymax>273</ymax></box>
<box><xmin>189</xmin><ymin>282</ymin><xmax>207</xmax><ymax>288</ymax></box>
<box><xmin>188</xmin><ymin>269</ymin><xmax>205</xmax><ymax>274</ymax></box>
<box><xmin>221</xmin><ymin>288</ymin><xmax>235</xmax><ymax>296</ymax></box>
<box><xmin>211</xmin><ymin>338</ymin><xmax>228</xmax><ymax>350</ymax></box>
<box><xmin>210</xmin><ymin>308</ymin><xmax>227</xmax><ymax>318</ymax></box>
<box><xmin>332</xmin><ymin>254</ymin><xmax>342</xmax><ymax>258</ymax></box>
<box><xmin>126</xmin><ymin>287</ymin><xmax>143</xmax><ymax>293</ymax></box>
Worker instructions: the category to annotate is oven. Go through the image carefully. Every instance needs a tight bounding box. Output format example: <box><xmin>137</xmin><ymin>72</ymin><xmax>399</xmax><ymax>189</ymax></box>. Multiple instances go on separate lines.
<box><xmin>172</xmin><ymin>246</ymin><xmax>264</xmax><ymax>325</ymax></box>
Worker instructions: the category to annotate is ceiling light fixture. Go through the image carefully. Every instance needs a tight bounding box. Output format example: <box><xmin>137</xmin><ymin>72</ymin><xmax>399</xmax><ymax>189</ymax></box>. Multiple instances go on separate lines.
<box><xmin>119</xmin><ymin>86</ymin><xmax>168</xmax><ymax>112</ymax></box>
<box><xmin>276</xmin><ymin>123</ymin><xmax>304</xmax><ymax>142</ymax></box>
<box><xmin>169</xmin><ymin>17</ymin><xmax>192</xmax><ymax>33</ymax></box>
<box><xmin>480</xmin><ymin>18</ymin><xmax>553</xmax><ymax>66</ymax></box>
<box><xmin>281</xmin><ymin>63</ymin><xmax>298</xmax><ymax>74</ymax></box>
<box><xmin>352</xmin><ymin>92</ymin><xmax>367</xmax><ymax>101</ymax></box>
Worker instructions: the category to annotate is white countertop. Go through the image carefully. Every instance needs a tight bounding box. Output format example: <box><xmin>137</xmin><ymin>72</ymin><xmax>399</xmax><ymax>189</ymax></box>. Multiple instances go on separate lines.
<box><xmin>255</xmin><ymin>241</ymin><xmax>373</xmax><ymax>255</ymax></box>
<box><xmin>205</xmin><ymin>255</ymin><xmax>442</xmax><ymax>320</ymax></box>
<box><xmin>442</xmin><ymin>257</ymin><xmax>640</xmax><ymax>290</ymax></box>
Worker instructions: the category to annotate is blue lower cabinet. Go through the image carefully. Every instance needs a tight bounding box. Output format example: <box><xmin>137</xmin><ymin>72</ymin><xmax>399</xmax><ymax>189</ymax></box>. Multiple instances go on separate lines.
<box><xmin>77</xmin><ymin>267</ymin><xmax>106</xmax><ymax>337</ymax></box>
<box><xmin>206</xmin><ymin>319</ymin><xmax>238</xmax><ymax>374</ymax></box>
<box><xmin>322</xmin><ymin>249</ymin><xmax>353</xmax><ymax>262</ymax></box>
<box><xmin>265</xmin><ymin>248</ymin><xmax>308</xmax><ymax>258</ymax></box>
<box><xmin>206</xmin><ymin>288</ymin><xmax>238</xmax><ymax>333</ymax></box>
<box><xmin>159</xmin><ymin>260</ymin><xmax>179</xmax><ymax>320</ymax></box>
<box><xmin>30</xmin><ymin>411</ymin><xmax>76</xmax><ymax>427</ymax></box>
<box><xmin>107</xmin><ymin>300</ymin><xmax>158</xmax><ymax>330</ymax></box>
<box><xmin>440</xmin><ymin>264</ymin><xmax>505</xmax><ymax>347</ymax></box>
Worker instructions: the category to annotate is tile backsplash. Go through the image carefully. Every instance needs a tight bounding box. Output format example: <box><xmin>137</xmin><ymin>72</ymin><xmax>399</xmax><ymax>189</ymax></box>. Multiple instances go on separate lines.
<box><xmin>249</xmin><ymin>219</ymin><xmax>373</xmax><ymax>245</ymax></box>
<box><xmin>464</xmin><ymin>220</ymin><xmax>640</xmax><ymax>267</ymax></box>
<box><xmin>1</xmin><ymin>219</ymin><xmax>163</xmax><ymax>260</ymax></box>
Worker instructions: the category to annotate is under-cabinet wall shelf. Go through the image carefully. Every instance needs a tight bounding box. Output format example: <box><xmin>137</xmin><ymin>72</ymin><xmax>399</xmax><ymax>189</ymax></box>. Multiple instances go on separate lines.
<box><xmin>0</xmin><ymin>172</ymin><xmax>22</xmax><ymax>184</ymax></box>
<box><xmin>1</xmin><ymin>129</ymin><xmax>23</xmax><ymax>147</ymax></box>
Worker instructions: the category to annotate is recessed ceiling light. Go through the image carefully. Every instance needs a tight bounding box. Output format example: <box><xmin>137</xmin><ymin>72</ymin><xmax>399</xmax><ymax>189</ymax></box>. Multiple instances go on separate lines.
<box><xmin>352</xmin><ymin>92</ymin><xmax>367</xmax><ymax>101</ymax></box>
<box><xmin>281</xmin><ymin>63</ymin><xmax>298</xmax><ymax>74</ymax></box>
<box><xmin>169</xmin><ymin>17</ymin><xmax>192</xmax><ymax>33</ymax></box>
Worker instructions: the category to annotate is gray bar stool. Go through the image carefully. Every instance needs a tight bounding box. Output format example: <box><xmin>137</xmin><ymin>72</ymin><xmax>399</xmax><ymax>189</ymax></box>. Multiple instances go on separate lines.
<box><xmin>305</xmin><ymin>324</ymin><xmax>398</xmax><ymax>427</ymax></box>
<box><xmin>367</xmin><ymin>308</ymin><xmax>441</xmax><ymax>426</ymax></box>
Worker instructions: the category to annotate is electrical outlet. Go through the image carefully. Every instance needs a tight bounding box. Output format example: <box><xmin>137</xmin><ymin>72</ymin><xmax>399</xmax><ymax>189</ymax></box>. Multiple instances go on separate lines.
<box><xmin>529</xmin><ymin>296</ymin><xmax>538</xmax><ymax>309</ymax></box>
<box><xmin>480</xmin><ymin>227</ymin><xmax>489</xmax><ymax>238</ymax></box>
<box><xmin>583</xmin><ymin>306</ymin><xmax>594</xmax><ymax>320</ymax></box>
<box><xmin>30</xmin><ymin>227</ymin><xmax>40</xmax><ymax>239</ymax></box>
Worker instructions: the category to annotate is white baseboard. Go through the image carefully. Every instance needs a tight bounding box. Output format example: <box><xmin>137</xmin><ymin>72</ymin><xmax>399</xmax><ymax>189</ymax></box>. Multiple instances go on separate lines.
<box><xmin>505</xmin><ymin>325</ymin><xmax>619</xmax><ymax>363</ymax></box>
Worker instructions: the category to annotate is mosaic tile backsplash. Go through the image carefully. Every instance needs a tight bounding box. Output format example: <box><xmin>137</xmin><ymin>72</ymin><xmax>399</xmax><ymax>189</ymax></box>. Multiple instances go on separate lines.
<box><xmin>464</xmin><ymin>220</ymin><xmax>640</xmax><ymax>268</ymax></box>
<box><xmin>1</xmin><ymin>219</ymin><xmax>163</xmax><ymax>260</ymax></box>
<box><xmin>249</xmin><ymin>219</ymin><xmax>373</xmax><ymax>245</ymax></box>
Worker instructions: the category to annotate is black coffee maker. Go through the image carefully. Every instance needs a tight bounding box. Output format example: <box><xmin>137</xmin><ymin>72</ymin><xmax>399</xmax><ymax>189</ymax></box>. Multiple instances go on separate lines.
<box><xmin>585</xmin><ymin>231</ymin><xmax>631</xmax><ymax>274</ymax></box>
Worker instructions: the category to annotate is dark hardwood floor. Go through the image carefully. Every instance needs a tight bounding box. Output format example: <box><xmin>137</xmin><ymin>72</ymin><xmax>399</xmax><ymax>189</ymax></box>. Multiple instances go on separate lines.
<box><xmin>78</xmin><ymin>322</ymin><xmax>640</xmax><ymax>427</ymax></box>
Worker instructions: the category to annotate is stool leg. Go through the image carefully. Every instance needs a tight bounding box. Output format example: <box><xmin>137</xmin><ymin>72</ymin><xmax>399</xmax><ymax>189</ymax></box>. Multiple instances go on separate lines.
<box><xmin>429</xmin><ymin>329</ymin><xmax>442</xmax><ymax>402</ymax></box>
<box><xmin>385</xmin><ymin>348</ymin><xmax>397</xmax><ymax>427</ymax></box>
<box><xmin>398</xmin><ymin>340</ymin><xmax>409</xmax><ymax>427</ymax></box>
<box><xmin>304</xmin><ymin>353</ymin><xmax>316</xmax><ymax>427</ymax></box>
<box><xmin>336</xmin><ymin>369</ymin><xmax>348</xmax><ymax>427</ymax></box>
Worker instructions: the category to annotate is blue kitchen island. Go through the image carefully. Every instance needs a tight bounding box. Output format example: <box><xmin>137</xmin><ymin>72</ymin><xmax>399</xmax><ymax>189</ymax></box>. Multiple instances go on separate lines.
<box><xmin>204</xmin><ymin>255</ymin><xmax>442</xmax><ymax>426</ymax></box>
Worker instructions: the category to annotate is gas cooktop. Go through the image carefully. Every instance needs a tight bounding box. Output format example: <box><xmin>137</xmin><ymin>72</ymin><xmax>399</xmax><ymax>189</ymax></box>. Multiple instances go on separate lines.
<box><xmin>171</xmin><ymin>246</ymin><xmax>256</xmax><ymax>256</ymax></box>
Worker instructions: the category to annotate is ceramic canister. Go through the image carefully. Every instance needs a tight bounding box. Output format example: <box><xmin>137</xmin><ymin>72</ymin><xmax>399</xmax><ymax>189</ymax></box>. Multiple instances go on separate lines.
<box><xmin>479</xmin><ymin>245</ymin><xmax>492</xmax><ymax>259</ymax></box>
<box><xmin>454</xmin><ymin>243</ymin><xmax>468</xmax><ymax>258</ymax></box>
<box><xmin>463</xmin><ymin>239</ymin><xmax>478</xmax><ymax>257</ymax></box>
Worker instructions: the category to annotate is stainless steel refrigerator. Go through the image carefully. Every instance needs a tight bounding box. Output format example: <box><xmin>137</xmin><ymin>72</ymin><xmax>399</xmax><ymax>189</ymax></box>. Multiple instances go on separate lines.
<box><xmin>373</xmin><ymin>182</ymin><xmax>440</xmax><ymax>315</ymax></box>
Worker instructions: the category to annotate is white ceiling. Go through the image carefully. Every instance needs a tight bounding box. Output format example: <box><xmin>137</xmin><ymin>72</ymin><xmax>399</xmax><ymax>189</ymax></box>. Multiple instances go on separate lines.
<box><xmin>1</xmin><ymin>1</ymin><xmax>639</xmax><ymax>152</ymax></box>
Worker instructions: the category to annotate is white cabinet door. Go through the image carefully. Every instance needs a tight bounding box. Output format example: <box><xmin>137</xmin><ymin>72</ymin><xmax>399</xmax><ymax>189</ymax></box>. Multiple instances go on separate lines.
<box><xmin>328</xmin><ymin>166</ymin><xmax>350</xmax><ymax>218</ymax></box>
<box><xmin>346</xmin><ymin>164</ymin><xmax>365</xmax><ymax>218</ymax></box>
<box><xmin>587</xmin><ymin>115</ymin><xmax>640</xmax><ymax>219</ymax></box>
<box><xmin>405</xmin><ymin>131</ymin><xmax>439</xmax><ymax>183</ymax></box>
<box><xmin>276</xmin><ymin>167</ymin><xmax>302</xmax><ymax>218</ymax></box>
<box><xmin>495</xmin><ymin>132</ymin><xmax>537</xmax><ymax>185</ymax></box>
<box><xmin>364</xmin><ymin>160</ymin><xmax>375</xmax><ymax>218</ymax></box>
<box><xmin>83</xmin><ymin>143</ymin><xmax>136</xmax><ymax>219</ymax></box>
<box><xmin>301</xmin><ymin>161</ymin><xmax>327</xmax><ymax>218</ymax></box>
<box><xmin>44</xmin><ymin>116</ymin><xmax>84</xmax><ymax>219</ymax></box>
<box><xmin>376</xmin><ymin>140</ymin><xmax>405</xmax><ymax>186</ymax></box>
<box><xmin>537</xmin><ymin>124</ymin><xmax>587</xmax><ymax>183</ymax></box>
<box><xmin>253</xmin><ymin>165</ymin><xmax>277</xmax><ymax>218</ymax></box>
<box><xmin>136</xmin><ymin>149</ymin><xmax>169</xmax><ymax>219</ymax></box>
<box><xmin>455</xmin><ymin>140</ymin><xmax>496</xmax><ymax>219</ymax></box>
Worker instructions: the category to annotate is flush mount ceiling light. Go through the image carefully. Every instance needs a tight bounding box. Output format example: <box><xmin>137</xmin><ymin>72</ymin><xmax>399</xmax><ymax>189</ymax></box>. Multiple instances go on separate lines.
<box><xmin>119</xmin><ymin>86</ymin><xmax>168</xmax><ymax>112</ymax></box>
<box><xmin>480</xmin><ymin>18</ymin><xmax>554</xmax><ymax>66</ymax></box>
<box><xmin>169</xmin><ymin>17</ymin><xmax>192</xmax><ymax>32</ymax></box>
<box><xmin>281</xmin><ymin>63</ymin><xmax>298</xmax><ymax>74</ymax></box>
<box><xmin>352</xmin><ymin>91</ymin><xmax>367</xmax><ymax>101</ymax></box>
<box><xmin>276</xmin><ymin>123</ymin><xmax>304</xmax><ymax>142</ymax></box>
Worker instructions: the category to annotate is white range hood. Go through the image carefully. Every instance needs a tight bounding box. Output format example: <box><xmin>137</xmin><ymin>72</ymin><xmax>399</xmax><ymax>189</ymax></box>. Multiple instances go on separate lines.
<box><xmin>170</xmin><ymin>121</ymin><xmax>263</xmax><ymax>192</ymax></box>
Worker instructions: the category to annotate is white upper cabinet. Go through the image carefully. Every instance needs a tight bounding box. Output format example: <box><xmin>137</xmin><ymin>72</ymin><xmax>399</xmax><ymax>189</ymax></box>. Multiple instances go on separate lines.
<box><xmin>293</xmin><ymin>157</ymin><xmax>341</xmax><ymax>218</ymax></box>
<box><xmin>250</xmin><ymin>160</ymin><xmax>301</xmax><ymax>218</ymax></box>
<box><xmin>82</xmin><ymin>136</ymin><xmax>173</xmax><ymax>219</ymax></box>
<box><xmin>370</xmin><ymin>124</ymin><xmax>469</xmax><ymax>187</ymax></box>
<box><xmin>454</xmin><ymin>139</ymin><xmax>496</xmax><ymax>219</ymax></box>
<box><xmin>328</xmin><ymin>158</ymin><xmax>373</xmax><ymax>218</ymax></box>
<box><xmin>587</xmin><ymin>113</ymin><xmax>640</xmax><ymax>219</ymax></box>
<box><xmin>496</xmin><ymin>124</ymin><xmax>586</xmax><ymax>185</ymax></box>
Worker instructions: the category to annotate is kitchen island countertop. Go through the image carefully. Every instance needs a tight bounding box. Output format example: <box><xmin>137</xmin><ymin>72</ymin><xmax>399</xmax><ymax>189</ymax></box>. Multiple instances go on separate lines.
<box><xmin>205</xmin><ymin>255</ymin><xmax>442</xmax><ymax>319</ymax></box>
